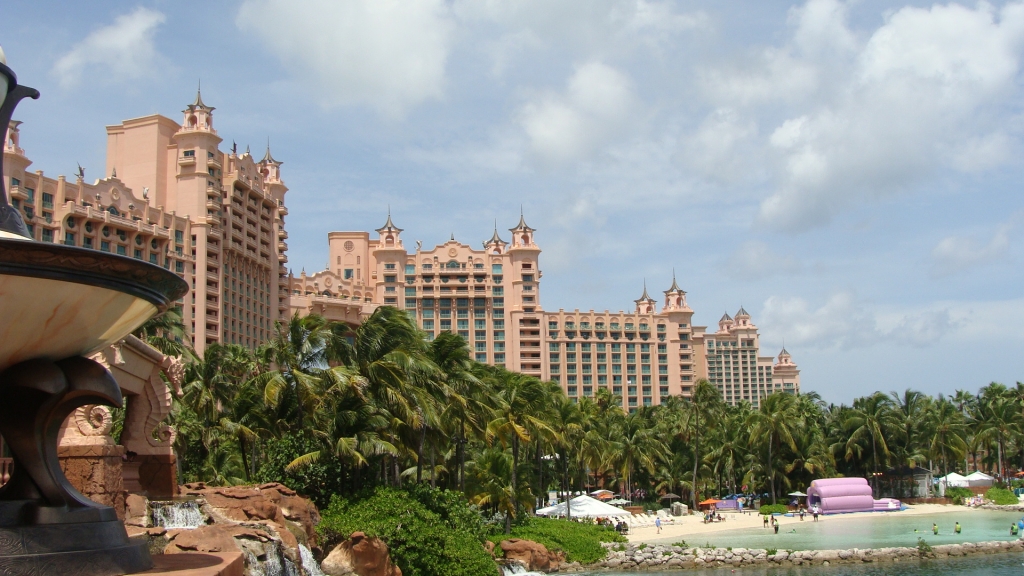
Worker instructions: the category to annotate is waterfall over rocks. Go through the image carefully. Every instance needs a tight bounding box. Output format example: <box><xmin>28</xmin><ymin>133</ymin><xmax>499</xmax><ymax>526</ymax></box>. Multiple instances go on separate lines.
<box><xmin>150</xmin><ymin>500</ymin><xmax>205</xmax><ymax>529</ymax></box>
<box><xmin>299</xmin><ymin>544</ymin><xmax>325</xmax><ymax>576</ymax></box>
<box><xmin>501</xmin><ymin>563</ymin><xmax>545</xmax><ymax>576</ymax></box>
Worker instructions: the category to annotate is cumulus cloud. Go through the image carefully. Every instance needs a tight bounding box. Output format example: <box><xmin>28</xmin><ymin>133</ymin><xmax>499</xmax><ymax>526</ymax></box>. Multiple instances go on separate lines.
<box><xmin>519</xmin><ymin>61</ymin><xmax>639</xmax><ymax>167</ymax></box>
<box><xmin>755</xmin><ymin>1</ymin><xmax>1024</xmax><ymax>231</ymax></box>
<box><xmin>931</xmin><ymin>224</ymin><xmax>1013</xmax><ymax>277</ymax></box>
<box><xmin>237</xmin><ymin>0</ymin><xmax>454</xmax><ymax>119</ymax></box>
<box><xmin>725</xmin><ymin>241</ymin><xmax>800</xmax><ymax>279</ymax></box>
<box><xmin>52</xmin><ymin>7</ymin><xmax>166</xmax><ymax>89</ymax></box>
<box><xmin>761</xmin><ymin>291</ymin><xmax>957</xmax><ymax>349</ymax></box>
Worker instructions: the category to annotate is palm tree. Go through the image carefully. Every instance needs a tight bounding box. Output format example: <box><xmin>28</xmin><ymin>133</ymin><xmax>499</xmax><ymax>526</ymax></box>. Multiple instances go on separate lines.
<box><xmin>926</xmin><ymin>395</ymin><xmax>967</xmax><ymax>478</ymax></box>
<box><xmin>746</xmin><ymin>392</ymin><xmax>801</xmax><ymax>504</ymax></box>
<box><xmin>133</xmin><ymin>306</ymin><xmax>194</xmax><ymax>358</ymax></box>
<box><xmin>613</xmin><ymin>408</ymin><xmax>667</xmax><ymax>503</ymax></box>
<box><xmin>841</xmin><ymin>392</ymin><xmax>897</xmax><ymax>496</ymax></box>
<box><xmin>485</xmin><ymin>369</ymin><xmax>551</xmax><ymax>533</ymax></box>
<box><xmin>679</xmin><ymin>379</ymin><xmax>721</xmax><ymax>510</ymax></box>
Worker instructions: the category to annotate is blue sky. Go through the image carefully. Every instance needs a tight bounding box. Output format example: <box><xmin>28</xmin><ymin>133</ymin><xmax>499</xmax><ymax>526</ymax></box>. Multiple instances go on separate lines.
<box><xmin>4</xmin><ymin>0</ymin><xmax>1024</xmax><ymax>404</ymax></box>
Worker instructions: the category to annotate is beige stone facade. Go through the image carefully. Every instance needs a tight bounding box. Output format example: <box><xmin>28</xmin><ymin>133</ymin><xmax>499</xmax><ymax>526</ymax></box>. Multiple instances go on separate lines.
<box><xmin>297</xmin><ymin>215</ymin><xmax>800</xmax><ymax>409</ymax></box>
<box><xmin>2</xmin><ymin>90</ymin><xmax>289</xmax><ymax>354</ymax></box>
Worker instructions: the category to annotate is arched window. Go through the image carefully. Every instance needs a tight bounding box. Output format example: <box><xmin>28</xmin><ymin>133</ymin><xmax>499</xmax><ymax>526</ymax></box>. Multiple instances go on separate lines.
<box><xmin>107</xmin><ymin>206</ymin><xmax>120</xmax><ymax>217</ymax></box>
<box><xmin>446</xmin><ymin>260</ymin><xmax>460</xmax><ymax>269</ymax></box>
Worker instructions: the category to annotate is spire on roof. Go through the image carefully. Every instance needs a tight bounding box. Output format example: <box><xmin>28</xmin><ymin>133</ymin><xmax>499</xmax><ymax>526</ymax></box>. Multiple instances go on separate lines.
<box><xmin>111</xmin><ymin>166</ymin><xmax>117</xmax><ymax>178</ymax></box>
<box><xmin>376</xmin><ymin>207</ymin><xmax>403</xmax><ymax>234</ymax></box>
<box><xmin>260</xmin><ymin>137</ymin><xmax>281</xmax><ymax>165</ymax></box>
<box><xmin>720</xmin><ymin>311</ymin><xmax>733</xmax><ymax>322</ymax></box>
<box><xmin>450</xmin><ymin>232</ymin><xmax>455</xmax><ymax>241</ymax></box>
<box><xmin>736</xmin><ymin>305</ymin><xmax>749</xmax><ymax>317</ymax></box>
<box><xmin>635</xmin><ymin>280</ymin><xmax>655</xmax><ymax>303</ymax></box>
<box><xmin>664</xmin><ymin>269</ymin><xmax>684</xmax><ymax>294</ymax></box>
<box><xmin>487</xmin><ymin>220</ymin><xmax>506</xmax><ymax>245</ymax></box>
<box><xmin>509</xmin><ymin>206</ymin><xmax>535</xmax><ymax>232</ymax></box>
<box><xmin>189</xmin><ymin>80</ymin><xmax>214</xmax><ymax>111</ymax></box>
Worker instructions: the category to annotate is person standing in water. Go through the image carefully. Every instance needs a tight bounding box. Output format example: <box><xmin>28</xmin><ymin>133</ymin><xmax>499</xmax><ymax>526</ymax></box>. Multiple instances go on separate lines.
<box><xmin>933</xmin><ymin>523</ymin><xmax>938</xmax><ymax>535</ymax></box>
<box><xmin>763</xmin><ymin>515</ymin><xmax>769</xmax><ymax>528</ymax></box>
<box><xmin>955</xmin><ymin>522</ymin><xmax>961</xmax><ymax>534</ymax></box>
<box><xmin>773</xmin><ymin>518</ymin><xmax>780</xmax><ymax>534</ymax></box>
<box><xmin>1011</xmin><ymin>523</ymin><xmax>1019</xmax><ymax>536</ymax></box>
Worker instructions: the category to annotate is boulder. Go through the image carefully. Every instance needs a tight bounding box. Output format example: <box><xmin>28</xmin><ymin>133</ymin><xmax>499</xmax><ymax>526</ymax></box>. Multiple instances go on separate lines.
<box><xmin>322</xmin><ymin>531</ymin><xmax>402</xmax><ymax>576</ymax></box>
<box><xmin>179</xmin><ymin>482</ymin><xmax>321</xmax><ymax>546</ymax></box>
<box><xmin>499</xmin><ymin>538</ymin><xmax>565</xmax><ymax>573</ymax></box>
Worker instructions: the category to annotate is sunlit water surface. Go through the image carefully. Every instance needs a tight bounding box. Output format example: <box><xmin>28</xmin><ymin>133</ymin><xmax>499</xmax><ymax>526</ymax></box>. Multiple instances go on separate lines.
<box><xmin>644</xmin><ymin>509</ymin><xmax>1023</xmax><ymax>551</ymax></box>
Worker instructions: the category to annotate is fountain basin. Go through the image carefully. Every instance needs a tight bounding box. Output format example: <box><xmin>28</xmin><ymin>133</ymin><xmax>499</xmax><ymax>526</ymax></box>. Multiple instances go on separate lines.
<box><xmin>0</xmin><ymin>238</ymin><xmax>186</xmax><ymax>371</ymax></box>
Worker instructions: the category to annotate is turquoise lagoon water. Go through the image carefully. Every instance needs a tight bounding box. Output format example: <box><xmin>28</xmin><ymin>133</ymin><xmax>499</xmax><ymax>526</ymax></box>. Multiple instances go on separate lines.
<box><xmin>646</xmin><ymin>509</ymin><xmax>1023</xmax><ymax>551</ymax></box>
<box><xmin>580</xmin><ymin>553</ymin><xmax>1024</xmax><ymax>575</ymax></box>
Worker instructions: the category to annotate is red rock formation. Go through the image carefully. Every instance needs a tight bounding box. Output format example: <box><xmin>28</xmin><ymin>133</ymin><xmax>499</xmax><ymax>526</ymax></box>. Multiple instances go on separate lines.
<box><xmin>321</xmin><ymin>531</ymin><xmax>402</xmax><ymax>576</ymax></box>
<box><xmin>500</xmin><ymin>538</ymin><xmax>564</xmax><ymax>572</ymax></box>
<box><xmin>179</xmin><ymin>482</ymin><xmax>320</xmax><ymax>547</ymax></box>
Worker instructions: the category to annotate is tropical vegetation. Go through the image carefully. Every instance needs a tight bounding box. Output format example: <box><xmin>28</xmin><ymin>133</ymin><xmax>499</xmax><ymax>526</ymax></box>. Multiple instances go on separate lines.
<box><xmin>137</xmin><ymin>308</ymin><xmax>1024</xmax><ymax>530</ymax></box>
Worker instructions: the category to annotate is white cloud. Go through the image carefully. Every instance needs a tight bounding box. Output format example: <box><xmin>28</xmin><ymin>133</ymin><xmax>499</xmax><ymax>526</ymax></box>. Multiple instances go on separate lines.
<box><xmin>52</xmin><ymin>7</ymin><xmax>166</xmax><ymax>89</ymax></box>
<box><xmin>682</xmin><ymin>108</ymin><xmax>760</xmax><ymax>184</ymax></box>
<box><xmin>756</xmin><ymin>1</ymin><xmax>1024</xmax><ymax>231</ymax></box>
<box><xmin>725</xmin><ymin>241</ymin><xmax>800</xmax><ymax>279</ymax></box>
<box><xmin>931</xmin><ymin>224</ymin><xmax>1013</xmax><ymax>277</ymax></box>
<box><xmin>237</xmin><ymin>0</ymin><xmax>454</xmax><ymax>119</ymax></box>
<box><xmin>761</xmin><ymin>291</ymin><xmax>958</xmax><ymax>349</ymax></box>
<box><xmin>519</xmin><ymin>61</ymin><xmax>639</xmax><ymax>167</ymax></box>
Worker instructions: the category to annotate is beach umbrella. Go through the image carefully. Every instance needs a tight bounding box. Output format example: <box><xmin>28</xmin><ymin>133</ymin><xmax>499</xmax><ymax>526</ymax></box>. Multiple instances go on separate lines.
<box><xmin>788</xmin><ymin>491</ymin><xmax>807</xmax><ymax>497</ymax></box>
<box><xmin>660</xmin><ymin>493</ymin><xmax>681</xmax><ymax>500</ymax></box>
<box><xmin>607</xmin><ymin>498</ymin><xmax>631</xmax><ymax>506</ymax></box>
<box><xmin>698</xmin><ymin>498</ymin><xmax>722</xmax><ymax>508</ymax></box>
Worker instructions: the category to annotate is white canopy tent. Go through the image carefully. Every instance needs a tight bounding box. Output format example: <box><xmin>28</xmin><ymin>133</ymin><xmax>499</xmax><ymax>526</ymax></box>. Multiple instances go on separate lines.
<box><xmin>536</xmin><ymin>495</ymin><xmax>632</xmax><ymax>518</ymax></box>
<box><xmin>966</xmin><ymin>471</ymin><xmax>995</xmax><ymax>487</ymax></box>
<box><xmin>940</xmin><ymin>472</ymin><xmax>969</xmax><ymax>488</ymax></box>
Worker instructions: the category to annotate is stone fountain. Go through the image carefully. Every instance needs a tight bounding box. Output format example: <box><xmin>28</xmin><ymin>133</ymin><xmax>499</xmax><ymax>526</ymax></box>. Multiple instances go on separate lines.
<box><xmin>0</xmin><ymin>48</ymin><xmax>188</xmax><ymax>574</ymax></box>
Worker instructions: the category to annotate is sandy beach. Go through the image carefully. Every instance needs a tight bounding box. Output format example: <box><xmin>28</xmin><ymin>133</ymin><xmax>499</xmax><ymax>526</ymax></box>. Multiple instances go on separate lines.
<box><xmin>627</xmin><ymin>503</ymin><xmax>969</xmax><ymax>543</ymax></box>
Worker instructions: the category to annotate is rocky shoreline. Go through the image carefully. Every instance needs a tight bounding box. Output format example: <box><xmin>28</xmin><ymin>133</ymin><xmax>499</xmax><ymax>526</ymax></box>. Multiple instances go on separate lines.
<box><xmin>559</xmin><ymin>537</ymin><xmax>1024</xmax><ymax>572</ymax></box>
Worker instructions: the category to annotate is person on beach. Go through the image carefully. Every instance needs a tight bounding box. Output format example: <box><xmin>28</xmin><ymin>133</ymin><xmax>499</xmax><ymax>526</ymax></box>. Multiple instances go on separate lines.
<box><xmin>774</xmin><ymin>520</ymin><xmax>779</xmax><ymax>535</ymax></box>
<box><xmin>813</xmin><ymin>509</ymin><xmax>819</xmax><ymax>522</ymax></box>
<box><xmin>656</xmin><ymin>517</ymin><xmax>662</xmax><ymax>534</ymax></box>
<box><xmin>763</xmin><ymin>515</ymin><xmax>769</xmax><ymax>528</ymax></box>
<box><xmin>933</xmin><ymin>523</ymin><xmax>938</xmax><ymax>535</ymax></box>
<box><xmin>799</xmin><ymin>508</ymin><xmax>805</xmax><ymax>521</ymax></box>
<box><xmin>955</xmin><ymin>522</ymin><xmax>961</xmax><ymax>534</ymax></box>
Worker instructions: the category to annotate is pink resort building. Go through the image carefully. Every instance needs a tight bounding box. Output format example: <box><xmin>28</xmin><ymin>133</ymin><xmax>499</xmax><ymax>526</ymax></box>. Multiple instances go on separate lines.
<box><xmin>290</xmin><ymin>215</ymin><xmax>800</xmax><ymax>409</ymax></box>
<box><xmin>2</xmin><ymin>90</ymin><xmax>290</xmax><ymax>355</ymax></box>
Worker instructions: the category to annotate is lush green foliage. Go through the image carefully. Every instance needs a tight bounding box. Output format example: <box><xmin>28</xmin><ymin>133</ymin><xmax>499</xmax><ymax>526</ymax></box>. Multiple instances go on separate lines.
<box><xmin>985</xmin><ymin>487</ymin><xmax>1019</xmax><ymax>505</ymax></box>
<box><xmin>253</xmin><ymin>432</ymin><xmax>347</xmax><ymax>508</ymax></box>
<box><xmin>916</xmin><ymin>537</ymin><xmax>933</xmax><ymax>555</ymax></box>
<box><xmin>151</xmin><ymin>307</ymin><xmax>1024</xmax><ymax>556</ymax></box>
<box><xmin>759</xmin><ymin>504</ymin><xmax>788</xmax><ymax>515</ymax></box>
<box><xmin>487</xmin><ymin>517</ymin><xmax>624</xmax><ymax>564</ymax></box>
<box><xmin>945</xmin><ymin>487</ymin><xmax>973</xmax><ymax>504</ymax></box>
<box><xmin>318</xmin><ymin>486</ymin><xmax>497</xmax><ymax>576</ymax></box>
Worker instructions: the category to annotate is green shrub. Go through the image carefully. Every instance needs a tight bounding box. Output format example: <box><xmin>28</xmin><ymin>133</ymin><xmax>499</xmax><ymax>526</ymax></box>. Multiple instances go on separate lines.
<box><xmin>766</xmin><ymin>548</ymin><xmax>778</xmax><ymax>556</ymax></box>
<box><xmin>759</xmin><ymin>504</ymin><xmax>788</xmax><ymax>515</ymax></box>
<box><xmin>945</xmin><ymin>487</ymin><xmax>973</xmax><ymax>504</ymax></box>
<box><xmin>253</xmin><ymin>431</ymin><xmax>346</xmax><ymax>509</ymax></box>
<box><xmin>487</xmin><ymin>517</ymin><xmax>625</xmax><ymax>565</ymax></box>
<box><xmin>985</xmin><ymin>487</ymin><xmax>1019</xmax><ymax>505</ymax></box>
<box><xmin>672</xmin><ymin>540</ymin><xmax>687</xmax><ymax>548</ymax></box>
<box><xmin>318</xmin><ymin>486</ymin><xmax>497</xmax><ymax>576</ymax></box>
<box><xmin>916</xmin><ymin>537</ymin><xmax>933</xmax><ymax>555</ymax></box>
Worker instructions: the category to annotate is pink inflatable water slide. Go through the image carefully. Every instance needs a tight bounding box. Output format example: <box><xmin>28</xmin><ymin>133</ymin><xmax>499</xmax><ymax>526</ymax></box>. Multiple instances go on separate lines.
<box><xmin>805</xmin><ymin>477</ymin><xmax>901</xmax><ymax>514</ymax></box>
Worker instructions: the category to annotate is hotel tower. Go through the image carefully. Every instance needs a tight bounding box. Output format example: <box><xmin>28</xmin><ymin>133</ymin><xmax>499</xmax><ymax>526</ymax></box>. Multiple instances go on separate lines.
<box><xmin>2</xmin><ymin>90</ymin><xmax>290</xmax><ymax>355</ymax></box>
<box><xmin>291</xmin><ymin>215</ymin><xmax>800</xmax><ymax>409</ymax></box>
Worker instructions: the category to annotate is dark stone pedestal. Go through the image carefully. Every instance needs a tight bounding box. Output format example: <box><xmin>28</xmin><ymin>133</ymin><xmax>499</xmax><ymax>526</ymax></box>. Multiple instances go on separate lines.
<box><xmin>0</xmin><ymin>357</ymin><xmax>153</xmax><ymax>574</ymax></box>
